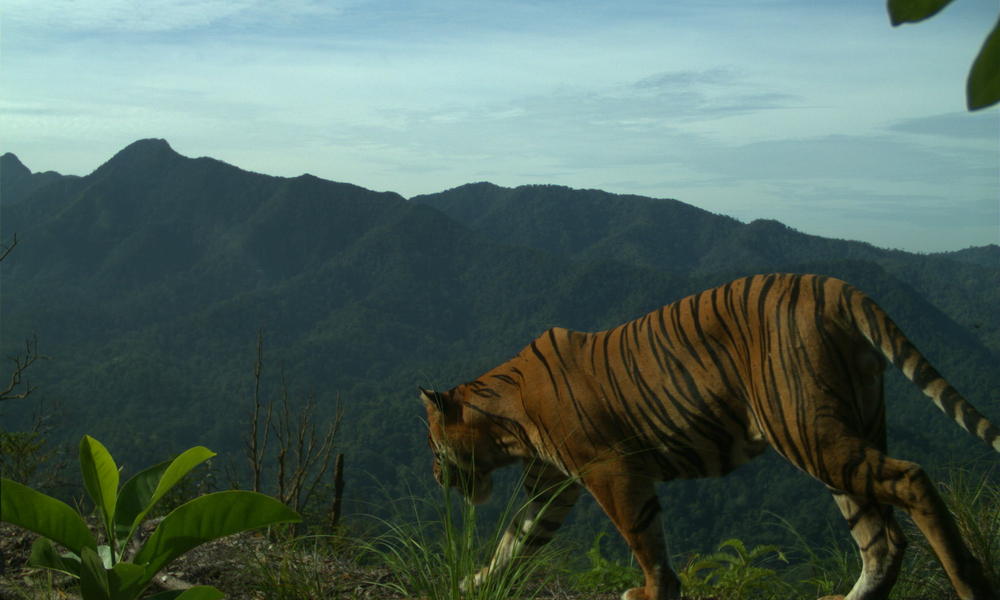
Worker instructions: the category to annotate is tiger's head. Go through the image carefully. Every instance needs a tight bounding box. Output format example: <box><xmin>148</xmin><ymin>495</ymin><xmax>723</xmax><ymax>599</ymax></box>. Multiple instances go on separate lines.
<box><xmin>420</xmin><ymin>387</ymin><xmax>505</xmax><ymax>505</ymax></box>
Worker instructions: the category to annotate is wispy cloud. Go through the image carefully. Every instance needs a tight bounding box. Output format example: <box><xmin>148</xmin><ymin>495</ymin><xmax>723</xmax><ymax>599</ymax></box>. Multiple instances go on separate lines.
<box><xmin>2</xmin><ymin>0</ymin><xmax>352</xmax><ymax>34</ymax></box>
<box><xmin>633</xmin><ymin>68</ymin><xmax>743</xmax><ymax>90</ymax></box>
<box><xmin>888</xmin><ymin>111</ymin><xmax>1000</xmax><ymax>140</ymax></box>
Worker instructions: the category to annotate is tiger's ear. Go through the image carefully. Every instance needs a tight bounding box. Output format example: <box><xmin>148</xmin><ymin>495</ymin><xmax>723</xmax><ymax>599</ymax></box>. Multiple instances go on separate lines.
<box><xmin>420</xmin><ymin>387</ymin><xmax>447</xmax><ymax>413</ymax></box>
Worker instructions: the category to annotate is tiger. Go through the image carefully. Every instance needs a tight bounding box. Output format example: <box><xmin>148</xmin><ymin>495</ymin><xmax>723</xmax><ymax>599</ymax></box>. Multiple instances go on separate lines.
<box><xmin>421</xmin><ymin>273</ymin><xmax>1000</xmax><ymax>600</ymax></box>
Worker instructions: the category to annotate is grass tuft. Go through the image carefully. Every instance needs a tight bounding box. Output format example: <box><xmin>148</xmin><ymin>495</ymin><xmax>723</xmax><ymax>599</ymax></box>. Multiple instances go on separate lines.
<box><xmin>358</xmin><ymin>467</ymin><xmax>566</xmax><ymax>600</ymax></box>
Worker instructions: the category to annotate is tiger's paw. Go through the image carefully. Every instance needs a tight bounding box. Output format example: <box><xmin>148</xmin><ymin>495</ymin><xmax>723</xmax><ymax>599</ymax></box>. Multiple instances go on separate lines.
<box><xmin>459</xmin><ymin>567</ymin><xmax>488</xmax><ymax>594</ymax></box>
<box><xmin>621</xmin><ymin>587</ymin><xmax>651</xmax><ymax>600</ymax></box>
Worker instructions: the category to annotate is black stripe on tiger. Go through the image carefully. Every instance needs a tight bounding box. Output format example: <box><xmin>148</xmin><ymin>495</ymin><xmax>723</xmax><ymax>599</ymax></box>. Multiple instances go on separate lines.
<box><xmin>629</xmin><ymin>496</ymin><xmax>662</xmax><ymax>534</ymax></box>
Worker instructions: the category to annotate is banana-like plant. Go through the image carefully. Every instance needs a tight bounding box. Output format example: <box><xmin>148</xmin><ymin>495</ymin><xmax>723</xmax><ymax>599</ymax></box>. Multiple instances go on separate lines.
<box><xmin>1</xmin><ymin>435</ymin><xmax>301</xmax><ymax>600</ymax></box>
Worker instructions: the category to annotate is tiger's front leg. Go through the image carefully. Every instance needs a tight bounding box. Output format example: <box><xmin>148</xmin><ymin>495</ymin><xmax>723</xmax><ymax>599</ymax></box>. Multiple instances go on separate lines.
<box><xmin>462</xmin><ymin>462</ymin><xmax>580</xmax><ymax>591</ymax></box>
<box><xmin>584</xmin><ymin>463</ymin><xmax>679</xmax><ymax>600</ymax></box>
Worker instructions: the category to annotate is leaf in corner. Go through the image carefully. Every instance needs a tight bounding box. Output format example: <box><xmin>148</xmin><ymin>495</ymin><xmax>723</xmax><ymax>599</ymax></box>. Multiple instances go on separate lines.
<box><xmin>887</xmin><ymin>0</ymin><xmax>954</xmax><ymax>26</ymax></box>
<box><xmin>968</xmin><ymin>17</ymin><xmax>1000</xmax><ymax>110</ymax></box>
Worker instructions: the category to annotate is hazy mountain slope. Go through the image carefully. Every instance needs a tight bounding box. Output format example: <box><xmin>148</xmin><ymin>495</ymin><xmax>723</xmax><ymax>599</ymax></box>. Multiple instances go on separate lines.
<box><xmin>414</xmin><ymin>183</ymin><xmax>1000</xmax><ymax>356</ymax></box>
<box><xmin>412</xmin><ymin>182</ymin><xmax>743</xmax><ymax>275</ymax></box>
<box><xmin>1</xmin><ymin>152</ymin><xmax>72</xmax><ymax>207</ymax></box>
<box><xmin>935</xmin><ymin>244</ymin><xmax>1000</xmax><ymax>267</ymax></box>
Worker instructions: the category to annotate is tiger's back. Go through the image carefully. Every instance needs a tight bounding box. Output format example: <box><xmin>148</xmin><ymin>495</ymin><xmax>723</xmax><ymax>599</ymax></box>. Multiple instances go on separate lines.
<box><xmin>507</xmin><ymin>274</ymin><xmax>902</xmax><ymax>479</ymax></box>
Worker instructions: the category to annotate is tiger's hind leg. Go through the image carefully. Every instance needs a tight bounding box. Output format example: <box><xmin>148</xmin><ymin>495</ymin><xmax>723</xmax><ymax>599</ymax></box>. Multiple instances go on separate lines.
<box><xmin>764</xmin><ymin>345</ymin><xmax>994</xmax><ymax>600</ymax></box>
<box><xmin>822</xmin><ymin>489</ymin><xmax>906</xmax><ymax>600</ymax></box>
<box><xmin>793</xmin><ymin>440</ymin><xmax>994</xmax><ymax>600</ymax></box>
<box><xmin>822</xmin><ymin>369</ymin><xmax>907</xmax><ymax>600</ymax></box>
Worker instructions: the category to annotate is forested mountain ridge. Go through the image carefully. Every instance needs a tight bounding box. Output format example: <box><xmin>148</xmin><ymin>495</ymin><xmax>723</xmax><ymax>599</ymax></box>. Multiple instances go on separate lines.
<box><xmin>2</xmin><ymin>139</ymin><xmax>998</xmax><ymax>555</ymax></box>
<box><xmin>414</xmin><ymin>182</ymin><xmax>1000</xmax><ymax>356</ymax></box>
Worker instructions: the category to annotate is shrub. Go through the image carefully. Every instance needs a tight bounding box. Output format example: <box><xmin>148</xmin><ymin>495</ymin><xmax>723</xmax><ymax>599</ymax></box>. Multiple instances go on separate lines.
<box><xmin>1</xmin><ymin>435</ymin><xmax>300</xmax><ymax>600</ymax></box>
<box><xmin>678</xmin><ymin>538</ymin><xmax>789</xmax><ymax>600</ymax></box>
<box><xmin>571</xmin><ymin>531</ymin><xmax>641</xmax><ymax>593</ymax></box>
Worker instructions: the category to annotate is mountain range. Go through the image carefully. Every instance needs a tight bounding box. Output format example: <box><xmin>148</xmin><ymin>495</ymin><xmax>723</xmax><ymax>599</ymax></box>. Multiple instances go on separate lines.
<box><xmin>2</xmin><ymin>138</ymin><xmax>998</xmax><ymax>554</ymax></box>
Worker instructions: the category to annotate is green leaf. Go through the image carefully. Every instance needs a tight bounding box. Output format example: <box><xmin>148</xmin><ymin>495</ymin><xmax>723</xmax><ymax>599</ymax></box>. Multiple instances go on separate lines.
<box><xmin>968</xmin><ymin>17</ymin><xmax>1000</xmax><ymax>110</ymax></box>
<box><xmin>145</xmin><ymin>587</ymin><xmax>225</xmax><ymax>600</ymax></box>
<box><xmin>108</xmin><ymin>561</ymin><xmax>150</xmax><ymax>600</ymax></box>
<box><xmin>113</xmin><ymin>459</ymin><xmax>171</xmax><ymax>544</ymax></box>
<box><xmin>80</xmin><ymin>435</ymin><xmax>120</xmax><ymax>532</ymax></box>
<box><xmin>887</xmin><ymin>0</ymin><xmax>954</xmax><ymax>26</ymax></box>
<box><xmin>115</xmin><ymin>447</ymin><xmax>216</xmax><ymax>547</ymax></box>
<box><xmin>1</xmin><ymin>477</ymin><xmax>97</xmax><ymax>553</ymax></box>
<box><xmin>134</xmin><ymin>490</ymin><xmax>300</xmax><ymax>576</ymax></box>
<box><xmin>79</xmin><ymin>546</ymin><xmax>112</xmax><ymax>600</ymax></box>
<box><xmin>28</xmin><ymin>537</ymin><xmax>82</xmax><ymax>578</ymax></box>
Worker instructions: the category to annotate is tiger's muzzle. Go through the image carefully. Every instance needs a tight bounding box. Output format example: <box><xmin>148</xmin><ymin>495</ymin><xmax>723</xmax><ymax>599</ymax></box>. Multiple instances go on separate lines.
<box><xmin>433</xmin><ymin>454</ymin><xmax>493</xmax><ymax>505</ymax></box>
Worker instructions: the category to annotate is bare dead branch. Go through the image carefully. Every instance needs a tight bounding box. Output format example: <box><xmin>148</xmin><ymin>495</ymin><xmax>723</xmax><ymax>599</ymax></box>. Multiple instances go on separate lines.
<box><xmin>239</xmin><ymin>332</ymin><xmax>345</xmax><ymax>536</ymax></box>
<box><xmin>300</xmin><ymin>398</ymin><xmax>343</xmax><ymax>516</ymax></box>
<box><xmin>245</xmin><ymin>330</ymin><xmax>273</xmax><ymax>492</ymax></box>
<box><xmin>329</xmin><ymin>452</ymin><xmax>345</xmax><ymax>530</ymax></box>
<box><xmin>0</xmin><ymin>234</ymin><xmax>17</xmax><ymax>263</ymax></box>
<box><xmin>0</xmin><ymin>336</ymin><xmax>45</xmax><ymax>402</ymax></box>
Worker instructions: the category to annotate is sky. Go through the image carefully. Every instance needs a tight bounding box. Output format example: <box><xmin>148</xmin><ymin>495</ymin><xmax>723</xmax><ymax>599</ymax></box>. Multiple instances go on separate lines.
<box><xmin>2</xmin><ymin>0</ymin><xmax>998</xmax><ymax>253</ymax></box>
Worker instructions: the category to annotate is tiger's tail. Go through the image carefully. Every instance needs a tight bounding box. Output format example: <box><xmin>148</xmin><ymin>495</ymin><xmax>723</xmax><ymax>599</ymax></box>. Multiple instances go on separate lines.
<box><xmin>841</xmin><ymin>284</ymin><xmax>1000</xmax><ymax>454</ymax></box>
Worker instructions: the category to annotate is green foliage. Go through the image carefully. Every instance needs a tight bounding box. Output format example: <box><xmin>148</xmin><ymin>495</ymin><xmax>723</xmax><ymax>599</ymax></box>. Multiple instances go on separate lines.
<box><xmin>571</xmin><ymin>531</ymin><xmax>641</xmax><ymax>593</ymax></box>
<box><xmin>1</xmin><ymin>396</ymin><xmax>64</xmax><ymax>492</ymax></box>
<box><xmin>888</xmin><ymin>0</ymin><xmax>1000</xmax><ymax>110</ymax></box>
<box><xmin>677</xmin><ymin>538</ymin><xmax>790</xmax><ymax>600</ymax></box>
<box><xmin>0</xmin><ymin>430</ymin><xmax>47</xmax><ymax>482</ymax></box>
<box><xmin>359</xmin><ymin>468</ymin><xmax>564</xmax><ymax>600</ymax></box>
<box><xmin>0</xmin><ymin>435</ymin><xmax>300</xmax><ymax>600</ymax></box>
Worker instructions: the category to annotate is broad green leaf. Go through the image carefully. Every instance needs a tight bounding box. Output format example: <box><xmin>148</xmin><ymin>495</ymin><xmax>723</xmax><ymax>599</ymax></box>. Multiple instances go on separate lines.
<box><xmin>115</xmin><ymin>447</ymin><xmax>216</xmax><ymax>546</ymax></box>
<box><xmin>28</xmin><ymin>537</ymin><xmax>82</xmax><ymax>578</ymax></box>
<box><xmin>79</xmin><ymin>546</ymin><xmax>112</xmax><ymax>600</ymax></box>
<box><xmin>80</xmin><ymin>435</ymin><xmax>120</xmax><ymax>531</ymax></box>
<box><xmin>114</xmin><ymin>458</ymin><xmax>171</xmax><ymax>544</ymax></box>
<box><xmin>145</xmin><ymin>587</ymin><xmax>224</xmax><ymax>600</ymax></box>
<box><xmin>108</xmin><ymin>561</ymin><xmax>150</xmax><ymax>600</ymax></box>
<box><xmin>887</xmin><ymin>0</ymin><xmax>954</xmax><ymax>25</ymax></box>
<box><xmin>1</xmin><ymin>477</ymin><xmax>97</xmax><ymax>553</ymax></box>
<box><xmin>968</xmin><ymin>17</ymin><xmax>1000</xmax><ymax>110</ymax></box>
<box><xmin>134</xmin><ymin>490</ymin><xmax>300</xmax><ymax>576</ymax></box>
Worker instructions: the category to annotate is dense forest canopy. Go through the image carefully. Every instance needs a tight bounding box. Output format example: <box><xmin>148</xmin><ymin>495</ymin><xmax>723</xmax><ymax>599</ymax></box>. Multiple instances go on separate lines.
<box><xmin>2</xmin><ymin>139</ymin><xmax>998</xmax><ymax>556</ymax></box>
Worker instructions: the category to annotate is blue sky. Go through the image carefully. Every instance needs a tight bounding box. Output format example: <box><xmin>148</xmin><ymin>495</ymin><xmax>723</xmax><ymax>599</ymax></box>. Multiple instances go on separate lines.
<box><xmin>2</xmin><ymin>0</ymin><xmax>997</xmax><ymax>252</ymax></box>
